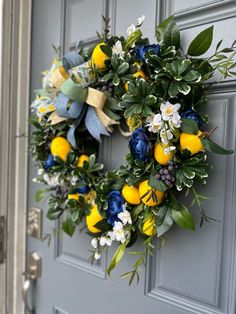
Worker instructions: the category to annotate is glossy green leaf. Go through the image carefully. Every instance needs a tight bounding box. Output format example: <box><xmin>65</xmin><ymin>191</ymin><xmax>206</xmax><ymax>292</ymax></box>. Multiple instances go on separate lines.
<box><xmin>156</xmin><ymin>16</ymin><xmax>180</xmax><ymax>49</ymax></box>
<box><xmin>180</xmin><ymin>118</ymin><xmax>198</xmax><ymax>135</ymax></box>
<box><xmin>172</xmin><ymin>203</ymin><xmax>195</xmax><ymax>230</ymax></box>
<box><xmin>187</xmin><ymin>26</ymin><xmax>214</xmax><ymax>56</ymax></box>
<box><xmin>62</xmin><ymin>217</ymin><xmax>76</xmax><ymax>237</ymax></box>
<box><xmin>107</xmin><ymin>242</ymin><xmax>127</xmax><ymax>276</ymax></box>
<box><xmin>100</xmin><ymin>44</ymin><xmax>112</xmax><ymax>57</ymax></box>
<box><xmin>201</xmin><ymin>138</ymin><xmax>233</xmax><ymax>155</ymax></box>
<box><xmin>156</xmin><ymin>206</ymin><xmax>174</xmax><ymax>237</ymax></box>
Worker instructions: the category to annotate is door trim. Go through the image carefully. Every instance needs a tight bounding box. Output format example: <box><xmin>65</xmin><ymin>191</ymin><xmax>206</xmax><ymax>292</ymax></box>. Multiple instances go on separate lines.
<box><xmin>0</xmin><ymin>0</ymin><xmax>32</xmax><ymax>313</ymax></box>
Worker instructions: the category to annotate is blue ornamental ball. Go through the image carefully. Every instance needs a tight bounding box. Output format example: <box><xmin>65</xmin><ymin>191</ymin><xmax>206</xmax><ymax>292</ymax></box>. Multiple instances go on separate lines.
<box><xmin>129</xmin><ymin>128</ymin><xmax>149</xmax><ymax>161</ymax></box>
<box><xmin>181</xmin><ymin>109</ymin><xmax>203</xmax><ymax>126</ymax></box>
<box><xmin>44</xmin><ymin>154</ymin><xmax>56</xmax><ymax>171</ymax></box>
<box><xmin>106</xmin><ymin>191</ymin><xmax>125</xmax><ymax>225</ymax></box>
<box><xmin>135</xmin><ymin>44</ymin><xmax>160</xmax><ymax>61</ymax></box>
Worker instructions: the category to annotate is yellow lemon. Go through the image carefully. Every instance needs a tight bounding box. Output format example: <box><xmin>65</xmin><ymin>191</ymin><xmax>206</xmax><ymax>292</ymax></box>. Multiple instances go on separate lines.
<box><xmin>154</xmin><ymin>143</ymin><xmax>175</xmax><ymax>166</ymax></box>
<box><xmin>77</xmin><ymin>154</ymin><xmax>89</xmax><ymax>168</ymax></box>
<box><xmin>139</xmin><ymin>180</ymin><xmax>164</xmax><ymax>207</ymax></box>
<box><xmin>50</xmin><ymin>137</ymin><xmax>71</xmax><ymax>161</ymax></box>
<box><xmin>91</xmin><ymin>42</ymin><xmax>110</xmax><ymax>70</ymax></box>
<box><xmin>122</xmin><ymin>184</ymin><xmax>141</xmax><ymax>205</ymax></box>
<box><xmin>68</xmin><ymin>193</ymin><xmax>79</xmax><ymax>201</ymax></box>
<box><xmin>124</xmin><ymin>63</ymin><xmax>146</xmax><ymax>92</ymax></box>
<box><xmin>142</xmin><ymin>217</ymin><xmax>156</xmax><ymax>236</ymax></box>
<box><xmin>86</xmin><ymin>205</ymin><xmax>103</xmax><ymax>233</ymax></box>
<box><xmin>180</xmin><ymin>131</ymin><xmax>204</xmax><ymax>155</ymax></box>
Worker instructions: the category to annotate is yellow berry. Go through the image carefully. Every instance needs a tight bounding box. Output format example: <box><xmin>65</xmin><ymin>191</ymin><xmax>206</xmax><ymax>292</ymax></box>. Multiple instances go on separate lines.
<box><xmin>180</xmin><ymin>131</ymin><xmax>204</xmax><ymax>155</ymax></box>
<box><xmin>142</xmin><ymin>217</ymin><xmax>156</xmax><ymax>236</ymax></box>
<box><xmin>86</xmin><ymin>205</ymin><xmax>103</xmax><ymax>233</ymax></box>
<box><xmin>50</xmin><ymin>137</ymin><xmax>71</xmax><ymax>161</ymax></box>
<box><xmin>139</xmin><ymin>180</ymin><xmax>164</xmax><ymax>207</ymax></box>
<box><xmin>77</xmin><ymin>154</ymin><xmax>89</xmax><ymax>167</ymax></box>
<box><xmin>154</xmin><ymin>143</ymin><xmax>175</xmax><ymax>166</ymax></box>
<box><xmin>91</xmin><ymin>43</ymin><xmax>110</xmax><ymax>70</ymax></box>
<box><xmin>122</xmin><ymin>184</ymin><xmax>141</xmax><ymax>205</ymax></box>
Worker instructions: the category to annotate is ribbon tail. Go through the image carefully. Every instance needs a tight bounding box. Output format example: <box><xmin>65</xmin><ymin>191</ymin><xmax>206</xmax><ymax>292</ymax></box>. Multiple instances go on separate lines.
<box><xmin>67</xmin><ymin>106</ymin><xmax>88</xmax><ymax>148</ymax></box>
<box><xmin>85</xmin><ymin>107</ymin><xmax>109</xmax><ymax>142</ymax></box>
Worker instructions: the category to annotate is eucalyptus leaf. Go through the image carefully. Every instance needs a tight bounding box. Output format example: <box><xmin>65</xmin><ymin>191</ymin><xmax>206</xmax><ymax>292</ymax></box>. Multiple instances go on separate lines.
<box><xmin>35</xmin><ymin>188</ymin><xmax>48</xmax><ymax>202</ymax></box>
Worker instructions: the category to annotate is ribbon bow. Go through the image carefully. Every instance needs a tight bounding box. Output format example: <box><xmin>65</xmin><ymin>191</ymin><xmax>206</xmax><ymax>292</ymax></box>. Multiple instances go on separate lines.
<box><xmin>49</xmin><ymin>51</ymin><xmax>118</xmax><ymax>148</ymax></box>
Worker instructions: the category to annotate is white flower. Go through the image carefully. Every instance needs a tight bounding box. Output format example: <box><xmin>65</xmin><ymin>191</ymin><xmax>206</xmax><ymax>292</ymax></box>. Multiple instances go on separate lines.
<box><xmin>137</xmin><ymin>15</ymin><xmax>145</xmax><ymax>26</ymax></box>
<box><xmin>32</xmin><ymin>177</ymin><xmax>38</xmax><ymax>183</ymax></box>
<box><xmin>160</xmin><ymin>102</ymin><xmax>181</xmax><ymax>121</ymax></box>
<box><xmin>169</xmin><ymin>113</ymin><xmax>182</xmax><ymax>128</ymax></box>
<box><xmin>108</xmin><ymin>221</ymin><xmax>127</xmax><ymax>243</ymax></box>
<box><xmin>160</xmin><ymin>128</ymin><xmax>173</xmax><ymax>145</ymax></box>
<box><xmin>146</xmin><ymin>114</ymin><xmax>163</xmax><ymax>133</ymax></box>
<box><xmin>43</xmin><ymin>173</ymin><xmax>60</xmax><ymax>187</ymax></box>
<box><xmin>127</xmin><ymin>24</ymin><xmax>136</xmax><ymax>36</ymax></box>
<box><xmin>71</xmin><ymin>175</ymin><xmax>79</xmax><ymax>186</ymax></box>
<box><xmin>164</xmin><ymin>145</ymin><xmax>176</xmax><ymax>155</ymax></box>
<box><xmin>118</xmin><ymin>209</ymin><xmax>132</xmax><ymax>225</ymax></box>
<box><xmin>91</xmin><ymin>238</ymin><xmax>98</xmax><ymax>249</ymax></box>
<box><xmin>37</xmin><ymin>168</ymin><xmax>44</xmax><ymax>176</ymax></box>
<box><xmin>94</xmin><ymin>251</ymin><xmax>101</xmax><ymax>260</ymax></box>
<box><xmin>100</xmin><ymin>236</ymin><xmax>112</xmax><ymax>247</ymax></box>
<box><xmin>112</xmin><ymin>40</ymin><xmax>124</xmax><ymax>57</ymax></box>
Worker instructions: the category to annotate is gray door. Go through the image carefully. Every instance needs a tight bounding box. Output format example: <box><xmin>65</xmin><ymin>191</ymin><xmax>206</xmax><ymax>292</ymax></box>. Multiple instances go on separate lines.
<box><xmin>27</xmin><ymin>1</ymin><xmax>236</xmax><ymax>313</ymax></box>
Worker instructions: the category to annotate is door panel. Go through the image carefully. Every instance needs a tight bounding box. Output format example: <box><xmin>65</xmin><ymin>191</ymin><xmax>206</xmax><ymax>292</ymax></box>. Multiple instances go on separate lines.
<box><xmin>28</xmin><ymin>1</ymin><xmax>236</xmax><ymax>313</ymax></box>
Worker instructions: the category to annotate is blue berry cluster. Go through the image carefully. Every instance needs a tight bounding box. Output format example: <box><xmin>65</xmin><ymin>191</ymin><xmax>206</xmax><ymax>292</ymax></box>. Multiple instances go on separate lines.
<box><xmin>156</xmin><ymin>161</ymin><xmax>177</xmax><ymax>188</ymax></box>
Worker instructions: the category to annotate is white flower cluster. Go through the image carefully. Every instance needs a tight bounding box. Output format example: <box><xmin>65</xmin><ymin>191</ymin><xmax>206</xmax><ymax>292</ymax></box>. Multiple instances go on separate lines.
<box><xmin>32</xmin><ymin>167</ymin><xmax>63</xmax><ymax>187</ymax></box>
<box><xmin>146</xmin><ymin>101</ymin><xmax>182</xmax><ymax>154</ymax></box>
<box><xmin>127</xmin><ymin>15</ymin><xmax>145</xmax><ymax>36</ymax></box>
<box><xmin>91</xmin><ymin>205</ymin><xmax>132</xmax><ymax>260</ymax></box>
<box><xmin>112</xmin><ymin>40</ymin><xmax>124</xmax><ymax>57</ymax></box>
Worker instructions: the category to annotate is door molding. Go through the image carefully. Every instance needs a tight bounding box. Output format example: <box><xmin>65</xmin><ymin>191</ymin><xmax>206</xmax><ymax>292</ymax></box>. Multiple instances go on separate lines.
<box><xmin>0</xmin><ymin>0</ymin><xmax>32</xmax><ymax>313</ymax></box>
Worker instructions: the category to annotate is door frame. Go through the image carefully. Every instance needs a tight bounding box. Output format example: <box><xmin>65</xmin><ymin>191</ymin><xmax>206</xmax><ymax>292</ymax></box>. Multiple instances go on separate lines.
<box><xmin>0</xmin><ymin>0</ymin><xmax>32</xmax><ymax>313</ymax></box>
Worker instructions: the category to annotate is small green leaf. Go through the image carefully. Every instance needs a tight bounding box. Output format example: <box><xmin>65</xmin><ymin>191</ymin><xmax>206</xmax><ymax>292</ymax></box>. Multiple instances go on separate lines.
<box><xmin>201</xmin><ymin>138</ymin><xmax>233</xmax><ymax>155</ymax></box>
<box><xmin>148</xmin><ymin>176</ymin><xmax>168</xmax><ymax>192</ymax></box>
<box><xmin>172</xmin><ymin>203</ymin><xmax>195</xmax><ymax>230</ymax></box>
<box><xmin>107</xmin><ymin>243</ymin><xmax>127</xmax><ymax>276</ymax></box>
<box><xmin>156</xmin><ymin>206</ymin><xmax>174</xmax><ymax>237</ymax></box>
<box><xmin>62</xmin><ymin>217</ymin><xmax>76</xmax><ymax>237</ymax></box>
<box><xmin>47</xmin><ymin>207</ymin><xmax>64</xmax><ymax>220</ymax></box>
<box><xmin>100</xmin><ymin>44</ymin><xmax>112</xmax><ymax>57</ymax></box>
<box><xmin>35</xmin><ymin>188</ymin><xmax>48</xmax><ymax>202</ymax></box>
<box><xmin>94</xmin><ymin>219</ymin><xmax>112</xmax><ymax>232</ymax></box>
<box><xmin>116</xmin><ymin>62</ymin><xmax>129</xmax><ymax>75</ymax></box>
<box><xmin>187</xmin><ymin>26</ymin><xmax>214</xmax><ymax>56</ymax></box>
<box><xmin>180</xmin><ymin>118</ymin><xmax>198</xmax><ymax>135</ymax></box>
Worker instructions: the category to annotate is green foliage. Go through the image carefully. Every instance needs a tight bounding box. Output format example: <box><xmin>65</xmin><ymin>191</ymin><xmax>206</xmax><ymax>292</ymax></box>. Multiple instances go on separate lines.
<box><xmin>107</xmin><ymin>242</ymin><xmax>127</xmax><ymax>276</ymax></box>
<box><xmin>156</xmin><ymin>205</ymin><xmax>174</xmax><ymax>237</ymax></box>
<box><xmin>202</xmin><ymin>138</ymin><xmax>233</xmax><ymax>155</ymax></box>
<box><xmin>62</xmin><ymin>216</ymin><xmax>76</xmax><ymax>237</ymax></box>
<box><xmin>172</xmin><ymin>201</ymin><xmax>195</xmax><ymax>231</ymax></box>
<box><xmin>156</xmin><ymin>15</ymin><xmax>180</xmax><ymax>49</ymax></box>
<box><xmin>175</xmin><ymin>153</ymin><xmax>210</xmax><ymax>190</ymax></box>
<box><xmin>120</xmin><ymin>78</ymin><xmax>157</xmax><ymax>118</ymax></box>
<box><xmin>180</xmin><ymin>118</ymin><xmax>199</xmax><ymax>135</ymax></box>
<box><xmin>187</xmin><ymin>26</ymin><xmax>213</xmax><ymax>56</ymax></box>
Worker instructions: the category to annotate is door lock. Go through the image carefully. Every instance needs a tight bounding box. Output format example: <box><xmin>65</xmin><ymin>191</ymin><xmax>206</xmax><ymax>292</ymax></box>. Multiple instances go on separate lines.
<box><xmin>27</xmin><ymin>207</ymin><xmax>42</xmax><ymax>239</ymax></box>
<box><xmin>22</xmin><ymin>252</ymin><xmax>41</xmax><ymax>313</ymax></box>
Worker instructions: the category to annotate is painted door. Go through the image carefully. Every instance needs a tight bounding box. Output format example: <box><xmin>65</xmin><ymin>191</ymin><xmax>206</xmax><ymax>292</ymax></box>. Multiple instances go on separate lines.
<box><xmin>27</xmin><ymin>1</ymin><xmax>236</xmax><ymax>313</ymax></box>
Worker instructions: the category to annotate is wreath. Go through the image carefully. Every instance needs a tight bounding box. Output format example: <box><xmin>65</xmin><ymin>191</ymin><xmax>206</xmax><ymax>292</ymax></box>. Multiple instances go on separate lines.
<box><xmin>31</xmin><ymin>15</ymin><xmax>235</xmax><ymax>285</ymax></box>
